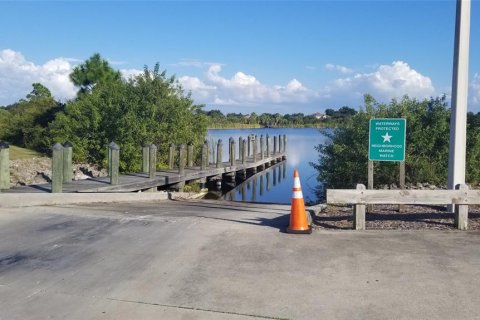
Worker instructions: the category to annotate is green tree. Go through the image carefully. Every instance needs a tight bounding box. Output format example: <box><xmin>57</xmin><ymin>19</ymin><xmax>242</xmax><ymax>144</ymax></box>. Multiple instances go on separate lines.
<box><xmin>51</xmin><ymin>62</ymin><xmax>207</xmax><ymax>171</ymax></box>
<box><xmin>70</xmin><ymin>53</ymin><xmax>121</xmax><ymax>94</ymax></box>
<box><xmin>3</xmin><ymin>83</ymin><xmax>63</xmax><ymax>153</ymax></box>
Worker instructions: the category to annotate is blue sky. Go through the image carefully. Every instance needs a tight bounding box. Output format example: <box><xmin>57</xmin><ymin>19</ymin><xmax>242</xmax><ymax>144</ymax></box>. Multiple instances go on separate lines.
<box><xmin>0</xmin><ymin>0</ymin><xmax>479</xmax><ymax>114</ymax></box>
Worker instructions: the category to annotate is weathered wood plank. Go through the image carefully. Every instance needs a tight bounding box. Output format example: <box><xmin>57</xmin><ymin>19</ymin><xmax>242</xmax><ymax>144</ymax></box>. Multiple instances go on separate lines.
<box><xmin>327</xmin><ymin>188</ymin><xmax>475</xmax><ymax>205</ymax></box>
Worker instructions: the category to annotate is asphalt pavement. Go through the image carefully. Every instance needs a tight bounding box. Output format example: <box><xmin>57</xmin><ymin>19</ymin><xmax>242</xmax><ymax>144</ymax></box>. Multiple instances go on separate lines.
<box><xmin>1</xmin><ymin>199</ymin><xmax>479</xmax><ymax>319</ymax></box>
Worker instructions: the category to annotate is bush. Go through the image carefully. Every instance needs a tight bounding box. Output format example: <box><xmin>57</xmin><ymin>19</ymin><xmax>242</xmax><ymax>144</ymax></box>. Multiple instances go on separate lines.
<box><xmin>312</xmin><ymin>95</ymin><xmax>452</xmax><ymax>188</ymax></box>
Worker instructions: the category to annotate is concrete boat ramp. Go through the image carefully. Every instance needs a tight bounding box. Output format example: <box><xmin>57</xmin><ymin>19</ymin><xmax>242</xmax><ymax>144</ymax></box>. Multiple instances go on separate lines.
<box><xmin>1</xmin><ymin>199</ymin><xmax>480</xmax><ymax>319</ymax></box>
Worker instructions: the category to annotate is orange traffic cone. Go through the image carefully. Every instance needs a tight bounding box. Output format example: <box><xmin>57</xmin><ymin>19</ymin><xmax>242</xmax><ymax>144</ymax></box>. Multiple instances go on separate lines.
<box><xmin>287</xmin><ymin>170</ymin><xmax>312</xmax><ymax>234</ymax></box>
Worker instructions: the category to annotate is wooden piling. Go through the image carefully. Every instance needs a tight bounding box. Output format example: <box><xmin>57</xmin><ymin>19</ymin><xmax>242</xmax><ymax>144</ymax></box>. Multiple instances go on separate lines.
<box><xmin>142</xmin><ymin>144</ymin><xmax>150</xmax><ymax>173</ymax></box>
<box><xmin>242</xmin><ymin>139</ymin><xmax>247</xmax><ymax>164</ymax></box>
<box><xmin>169</xmin><ymin>143</ymin><xmax>175</xmax><ymax>169</ymax></box>
<box><xmin>149</xmin><ymin>144</ymin><xmax>157</xmax><ymax>179</ymax></box>
<box><xmin>178</xmin><ymin>144</ymin><xmax>185</xmax><ymax>175</ymax></box>
<box><xmin>0</xmin><ymin>141</ymin><xmax>10</xmax><ymax>190</ymax></box>
<box><xmin>273</xmin><ymin>136</ymin><xmax>278</xmax><ymax>155</ymax></box>
<box><xmin>266</xmin><ymin>135</ymin><xmax>271</xmax><ymax>157</ymax></box>
<box><xmin>187</xmin><ymin>142</ymin><xmax>193</xmax><ymax>168</ymax></box>
<box><xmin>201</xmin><ymin>140</ymin><xmax>208</xmax><ymax>170</ymax></box>
<box><xmin>62</xmin><ymin>141</ymin><xmax>73</xmax><ymax>182</ymax></box>
<box><xmin>109</xmin><ymin>142</ymin><xmax>120</xmax><ymax>185</ymax></box>
<box><xmin>230</xmin><ymin>138</ymin><xmax>236</xmax><ymax>166</ymax></box>
<box><xmin>216</xmin><ymin>140</ymin><xmax>223</xmax><ymax>168</ymax></box>
<box><xmin>52</xmin><ymin>143</ymin><xmax>64</xmax><ymax>193</ymax></box>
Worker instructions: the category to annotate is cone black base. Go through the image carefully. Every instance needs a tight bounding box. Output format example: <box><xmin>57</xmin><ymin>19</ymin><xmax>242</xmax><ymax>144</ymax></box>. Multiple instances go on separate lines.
<box><xmin>287</xmin><ymin>226</ymin><xmax>312</xmax><ymax>234</ymax></box>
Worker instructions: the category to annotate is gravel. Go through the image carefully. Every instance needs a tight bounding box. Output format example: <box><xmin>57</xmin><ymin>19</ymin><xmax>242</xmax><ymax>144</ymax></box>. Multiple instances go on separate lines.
<box><xmin>314</xmin><ymin>204</ymin><xmax>480</xmax><ymax>230</ymax></box>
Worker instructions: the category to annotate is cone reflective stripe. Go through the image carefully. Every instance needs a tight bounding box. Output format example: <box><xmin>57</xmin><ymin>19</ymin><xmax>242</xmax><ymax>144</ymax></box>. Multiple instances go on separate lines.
<box><xmin>287</xmin><ymin>169</ymin><xmax>312</xmax><ymax>234</ymax></box>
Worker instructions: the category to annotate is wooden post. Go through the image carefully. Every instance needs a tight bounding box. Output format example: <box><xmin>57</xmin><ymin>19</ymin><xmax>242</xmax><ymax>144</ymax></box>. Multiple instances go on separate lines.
<box><xmin>52</xmin><ymin>143</ymin><xmax>64</xmax><ymax>193</ymax></box>
<box><xmin>169</xmin><ymin>143</ymin><xmax>175</xmax><ymax>169</ymax></box>
<box><xmin>399</xmin><ymin>161</ymin><xmax>406</xmax><ymax>212</ymax></box>
<box><xmin>0</xmin><ymin>141</ymin><xmax>10</xmax><ymax>190</ymax></box>
<box><xmin>455</xmin><ymin>183</ymin><xmax>469</xmax><ymax>230</ymax></box>
<box><xmin>62</xmin><ymin>141</ymin><xmax>73</xmax><ymax>182</ymax></box>
<box><xmin>260</xmin><ymin>135</ymin><xmax>265</xmax><ymax>160</ymax></box>
<box><xmin>238</xmin><ymin>137</ymin><xmax>243</xmax><ymax>160</ymax></box>
<box><xmin>149</xmin><ymin>144</ymin><xmax>157</xmax><ymax>179</ymax></box>
<box><xmin>187</xmin><ymin>142</ymin><xmax>193</xmax><ymax>168</ymax></box>
<box><xmin>216</xmin><ymin>139</ymin><xmax>223</xmax><ymax>168</ymax></box>
<box><xmin>242</xmin><ymin>139</ymin><xmax>247</xmax><ymax>164</ymax></box>
<box><xmin>283</xmin><ymin>134</ymin><xmax>287</xmax><ymax>152</ymax></box>
<box><xmin>230</xmin><ymin>139</ymin><xmax>236</xmax><ymax>166</ymax></box>
<box><xmin>228</xmin><ymin>137</ymin><xmax>235</xmax><ymax>165</ymax></box>
<box><xmin>354</xmin><ymin>184</ymin><xmax>366</xmax><ymax>230</ymax></box>
<box><xmin>247</xmin><ymin>135</ymin><xmax>251</xmax><ymax>157</ymax></box>
<box><xmin>266</xmin><ymin>134</ymin><xmax>271</xmax><ymax>157</ymax></box>
<box><xmin>142</xmin><ymin>144</ymin><xmax>150</xmax><ymax>173</ymax></box>
<box><xmin>109</xmin><ymin>142</ymin><xmax>120</xmax><ymax>185</ymax></box>
<box><xmin>253</xmin><ymin>135</ymin><xmax>258</xmax><ymax>163</ymax></box>
<box><xmin>201</xmin><ymin>140</ymin><xmax>208</xmax><ymax>170</ymax></box>
<box><xmin>367</xmin><ymin>160</ymin><xmax>374</xmax><ymax>212</ymax></box>
<box><xmin>278</xmin><ymin>134</ymin><xmax>282</xmax><ymax>153</ymax></box>
<box><xmin>178</xmin><ymin>144</ymin><xmax>185</xmax><ymax>175</ymax></box>
<box><xmin>273</xmin><ymin>136</ymin><xmax>278</xmax><ymax>155</ymax></box>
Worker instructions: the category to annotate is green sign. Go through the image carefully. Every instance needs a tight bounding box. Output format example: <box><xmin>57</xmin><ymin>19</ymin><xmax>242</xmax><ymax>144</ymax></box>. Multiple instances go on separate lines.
<box><xmin>369</xmin><ymin>118</ymin><xmax>406</xmax><ymax>161</ymax></box>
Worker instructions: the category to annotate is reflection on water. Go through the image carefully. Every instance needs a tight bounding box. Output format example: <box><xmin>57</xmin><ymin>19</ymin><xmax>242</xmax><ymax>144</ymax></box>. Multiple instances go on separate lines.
<box><xmin>208</xmin><ymin>128</ymin><xmax>329</xmax><ymax>204</ymax></box>
<box><xmin>224</xmin><ymin>162</ymin><xmax>288</xmax><ymax>203</ymax></box>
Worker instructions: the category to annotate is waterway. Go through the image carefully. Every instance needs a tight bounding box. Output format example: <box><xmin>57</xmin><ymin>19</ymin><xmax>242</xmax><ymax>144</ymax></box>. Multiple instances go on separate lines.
<box><xmin>207</xmin><ymin>128</ymin><xmax>330</xmax><ymax>205</ymax></box>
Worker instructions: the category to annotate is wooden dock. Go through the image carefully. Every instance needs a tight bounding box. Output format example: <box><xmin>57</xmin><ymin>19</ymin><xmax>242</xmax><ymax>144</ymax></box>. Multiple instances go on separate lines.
<box><xmin>3</xmin><ymin>152</ymin><xmax>286</xmax><ymax>194</ymax></box>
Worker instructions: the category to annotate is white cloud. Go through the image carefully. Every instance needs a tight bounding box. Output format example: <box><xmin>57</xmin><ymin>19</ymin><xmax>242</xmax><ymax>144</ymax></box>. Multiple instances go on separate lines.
<box><xmin>178</xmin><ymin>64</ymin><xmax>317</xmax><ymax>107</ymax></box>
<box><xmin>326</xmin><ymin>61</ymin><xmax>436</xmax><ymax>105</ymax></box>
<box><xmin>0</xmin><ymin>49</ymin><xmax>76</xmax><ymax>105</ymax></box>
<box><xmin>471</xmin><ymin>73</ymin><xmax>480</xmax><ymax>107</ymax></box>
<box><xmin>120</xmin><ymin>68</ymin><xmax>143</xmax><ymax>80</ymax></box>
<box><xmin>171</xmin><ymin>59</ymin><xmax>223</xmax><ymax>69</ymax></box>
<box><xmin>325</xmin><ymin>63</ymin><xmax>354</xmax><ymax>74</ymax></box>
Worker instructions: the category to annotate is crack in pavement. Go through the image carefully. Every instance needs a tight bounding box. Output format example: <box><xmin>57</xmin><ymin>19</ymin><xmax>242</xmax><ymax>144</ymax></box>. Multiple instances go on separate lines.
<box><xmin>106</xmin><ymin>297</ymin><xmax>290</xmax><ymax>320</ymax></box>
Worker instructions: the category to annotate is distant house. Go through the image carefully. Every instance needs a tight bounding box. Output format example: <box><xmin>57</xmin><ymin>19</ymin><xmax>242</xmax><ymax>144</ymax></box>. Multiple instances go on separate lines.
<box><xmin>313</xmin><ymin>112</ymin><xmax>329</xmax><ymax>120</ymax></box>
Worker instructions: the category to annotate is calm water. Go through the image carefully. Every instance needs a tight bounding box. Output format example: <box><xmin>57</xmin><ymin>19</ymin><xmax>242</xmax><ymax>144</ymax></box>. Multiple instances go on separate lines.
<box><xmin>207</xmin><ymin>128</ymin><xmax>330</xmax><ymax>204</ymax></box>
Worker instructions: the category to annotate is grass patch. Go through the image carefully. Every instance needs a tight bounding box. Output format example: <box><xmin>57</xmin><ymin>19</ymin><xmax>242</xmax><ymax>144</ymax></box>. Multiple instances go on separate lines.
<box><xmin>9</xmin><ymin>145</ymin><xmax>44</xmax><ymax>160</ymax></box>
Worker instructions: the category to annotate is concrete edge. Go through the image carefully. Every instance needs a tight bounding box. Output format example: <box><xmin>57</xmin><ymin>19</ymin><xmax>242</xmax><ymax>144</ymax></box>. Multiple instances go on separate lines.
<box><xmin>0</xmin><ymin>192</ymin><xmax>170</xmax><ymax>208</ymax></box>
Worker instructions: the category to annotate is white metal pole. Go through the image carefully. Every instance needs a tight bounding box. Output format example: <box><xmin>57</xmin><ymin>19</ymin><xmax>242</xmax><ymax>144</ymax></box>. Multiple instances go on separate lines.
<box><xmin>448</xmin><ymin>0</ymin><xmax>471</xmax><ymax>194</ymax></box>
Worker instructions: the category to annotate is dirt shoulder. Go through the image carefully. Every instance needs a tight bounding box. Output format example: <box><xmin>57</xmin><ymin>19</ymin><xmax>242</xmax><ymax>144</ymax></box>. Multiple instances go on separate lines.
<box><xmin>9</xmin><ymin>157</ymin><xmax>107</xmax><ymax>187</ymax></box>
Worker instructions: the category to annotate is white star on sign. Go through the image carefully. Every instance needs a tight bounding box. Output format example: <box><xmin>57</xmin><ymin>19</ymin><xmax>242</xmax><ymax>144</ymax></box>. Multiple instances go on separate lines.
<box><xmin>382</xmin><ymin>133</ymin><xmax>392</xmax><ymax>142</ymax></box>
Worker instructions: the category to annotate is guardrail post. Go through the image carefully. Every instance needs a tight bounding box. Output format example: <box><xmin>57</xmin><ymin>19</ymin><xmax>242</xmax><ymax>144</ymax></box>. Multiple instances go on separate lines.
<box><xmin>353</xmin><ymin>184</ymin><xmax>366</xmax><ymax>230</ymax></box>
<box><xmin>109</xmin><ymin>142</ymin><xmax>120</xmax><ymax>185</ymax></box>
<box><xmin>455</xmin><ymin>184</ymin><xmax>469</xmax><ymax>230</ymax></box>
<box><xmin>62</xmin><ymin>141</ymin><xmax>73</xmax><ymax>182</ymax></box>
<box><xmin>216</xmin><ymin>139</ymin><xmax>223</xmax><ymax>168</ymax></box>
<box><xmin>169</xmin><ymin>143</ymin><xmax>175</xmax><ymax>169</ymax></box>
<box><xmin>0</xmin><ymin>141</ymin><xmax>10</xmax><ymax>190</ymax></box>
<box><xmin>266</xmin><ymin>134</ymin><xmax>271</xmax><ymax>157</ymax></box>
<box><xmin>149</xmin><ymin>144</ymin><xmax>157</xmax><ymax>179</ymax></box>
<box><xmin>142</xmin><ymin>144</ymin><xmax>150</xmax><ymax>173</ymax></box>
<box><xmin>201</xmin><ymin>140</ymin><xmax>208</xmax><ymax>170</ymax></box>
<box><xmin>178</xmin><ymin>144</ymin><xmax>185</xmax><ymax>175</ymax></box>
<box><xmin>52</xmin><ymin>143</ymin><xmax>64</xmax><ymax>193</ymax></box>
